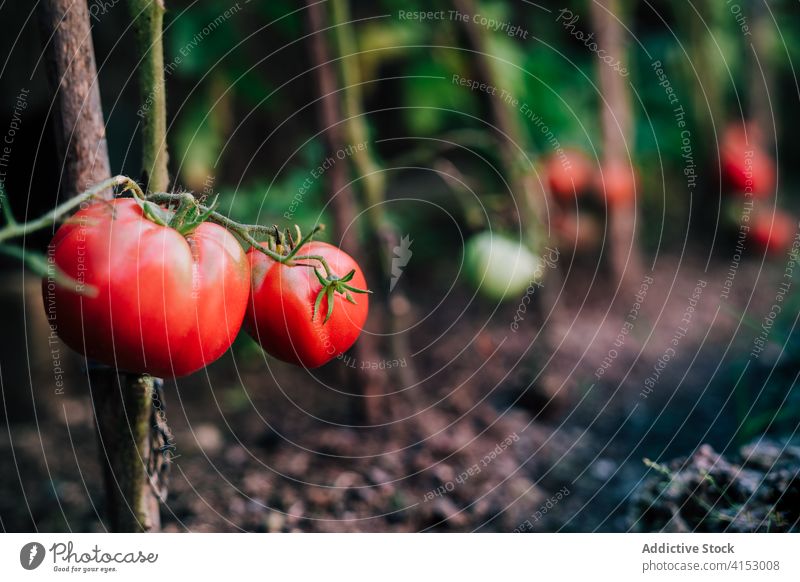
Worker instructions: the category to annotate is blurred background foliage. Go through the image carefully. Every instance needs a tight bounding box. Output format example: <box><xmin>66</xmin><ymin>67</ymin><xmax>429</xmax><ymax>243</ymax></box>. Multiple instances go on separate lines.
<box><xmin>151</xmin><ymin>0</ymin><xmax>800</xmax><ymax>252</ymax></box>
<box><xmin>1</xmin><ymin>0</ymin><xmax>798</xmax><ymax>247</ymax></box>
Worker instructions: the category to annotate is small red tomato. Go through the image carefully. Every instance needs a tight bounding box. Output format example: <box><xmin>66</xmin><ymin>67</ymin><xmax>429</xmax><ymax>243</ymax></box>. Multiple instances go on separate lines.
<box><xmin>44</xmin><ymin>198</ymin><xmax>250</xmax><ymax>378</ymax></box>
<box><xmin>546</xmin><ymin>148</ymin><xmax>593</xmax><ymax>200</ymax></box>
<box><xmin>595</xmin><ymin>161</ymin><xmax>637</xmax><ymax>207</ymax></box>
<box><xmin>245</xmin><ymin>241</ymin><xmax>368</xmax><ymax>368</ymax></box>
<box><xmin>721</xmin><ymin>125</ymin><xmax>775</xmax><ymax>197</ymax></box>
<box><xmin>750</xmin><ymin>209</ymin><xmax>796</xmax><ymax>255</ymax></box>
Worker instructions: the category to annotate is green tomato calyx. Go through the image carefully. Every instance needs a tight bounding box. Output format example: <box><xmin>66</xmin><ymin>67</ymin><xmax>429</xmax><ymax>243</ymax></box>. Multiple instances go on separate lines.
<box><xmin>312</xmin><ymin>268</ymin><xmax>370</xmax><ymax>324</ymax></box>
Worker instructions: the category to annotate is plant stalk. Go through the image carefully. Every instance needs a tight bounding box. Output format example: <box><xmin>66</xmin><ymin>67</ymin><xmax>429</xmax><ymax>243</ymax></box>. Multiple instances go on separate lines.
<box><xmin>38</xmin><ymin>0</ymin><xmax>163</xmax><ymax>532</ymax></box>
<box><xmin>38</xmin><ymin>0</ymin><xmax>113</xmax><ymax>199</ymax></box>
<box><xmin>451</xmin><ymin>0</ymin><xmax>570</xmax><ymax>408</ymax></box>
<box><xmin>590</xmin><ymin>0</ymin><xmax>644</xmax><ymax>291</ymax></box>
<box><xmin>305</xmin><ymin>0</ymin><xmax>359</xmax><ymax>255</ymax></box>
<box><xmin>129</xmin><ymin>0</ymin><xmax>169</xmax><ymax>192</ymax></box>
<box><xmin>330</xmin><ymin>0</ymin><xmax>417</xmax><ymax>416</ymax></box>
<box><xmin>110</xmin><ymin>0</ymin><xmax>171</xmax><ymax>532</ymax></box>
<box><xmin>306</xmin><ymin>0</ymin><xmax>389</xmax><ymax>423</ymax></box>
<box><xmin>91</xmin><ymin>370</ymin><xmax>165</xmax><ymax>532</ymax></box>
<box><xmin>452</xmin><ymin>0</ymin><xmax>547</xmax><ymax>255</ymax></box>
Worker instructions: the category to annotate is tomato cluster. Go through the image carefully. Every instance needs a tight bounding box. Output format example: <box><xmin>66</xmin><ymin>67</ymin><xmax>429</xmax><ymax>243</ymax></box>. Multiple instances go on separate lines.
<box><xmin>544</xmin><ymin>148</ymin><xmax>637</xmax><ymax>255</ymax></box>
<box><xmin>719</xmin><ymin>124</ymin><xmax>796</xmax><ymax>255</ymax></box>
<box><xmin>545</xmin><ymin>149</ymin><xmax>637</xmax><ymax>207</ymax></box>
<box><xmin>45</xmin><ymin>198</ymin><xmax>368</xmax><ymax>377</ymax></box>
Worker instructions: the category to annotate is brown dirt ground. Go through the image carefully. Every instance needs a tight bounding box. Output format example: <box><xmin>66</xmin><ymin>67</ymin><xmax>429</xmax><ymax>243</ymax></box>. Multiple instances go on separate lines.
<box><xmin>0</xmin><ymin>249</ymin><xmax>796</xmax><ymax>532</ymax></box>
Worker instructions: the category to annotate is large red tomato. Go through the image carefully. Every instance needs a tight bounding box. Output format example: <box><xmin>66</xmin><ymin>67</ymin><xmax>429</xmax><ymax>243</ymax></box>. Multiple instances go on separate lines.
<box><xmin>44</xmin><ymin>198</ymin><xmax>250</xmax><ymax>378</ymax></box>
<box><xmin>245</xmin><ymin>241</ymin><xmax>368</xmax><ymax>368</ymax></box>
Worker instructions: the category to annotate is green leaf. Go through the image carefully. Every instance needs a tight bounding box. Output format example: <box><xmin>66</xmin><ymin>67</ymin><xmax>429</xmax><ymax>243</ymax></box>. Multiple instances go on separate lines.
<box><xmin>342</xmin><ymin>283</ymin><xmax>371</xmax><ymax>295</ymax></box>
<box><xmin>404</xmin><ymin>58</ymin><xmax>474</xmax><ymax>135</ymax></box>
<box><xmin>312</xmin><ymin>287</ymin><xmax>325</xmax><ymax>322</ymax></box>
<box><xmin>168</xmin><ymin>196</ymin><xmax>195</xmax><ymax>229</ymax></box>
<box><xmin>134</xmin><ymin>198</ymin><xmax>171</xmax><ymax>226</ymax></box>
<box><xmin>324</xmin><ymin>285</ymin><xmax>335</xmax><ymax>324</ymax></box>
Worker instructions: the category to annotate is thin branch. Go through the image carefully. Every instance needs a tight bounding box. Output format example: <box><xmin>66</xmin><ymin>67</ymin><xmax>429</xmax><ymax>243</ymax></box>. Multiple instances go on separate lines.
<box><xmin>129</xmin><ymin>0</ymin><xmax>169</xmax><ymax>192</ymax></box>
<box><xmin>451</xmin><ymin>0</ymin><xmax>546</xmax><ymax>254</ymax></box>
<box><xmin>330</xmin><ymin>0</ymin><xmax>385</xmax><ymax>220</ymax></box>
<box><xmin>590</xmin><ymin>0</ymin><xmax>643</xmax><ymax>289</ymax></box>
<box><xmin>0</xmin><ymin>176</ymin><xmax>140</xmax><ymax>243</ymax></box>
<box><xmin>330</xmin><ymin>0</ymin><xmax>418</xmax><ymax>404</ymax></box>
<box><xmin>305</xmin><ymin>0</ymin><xmax>359</xmax><ymax>255</ymax></box>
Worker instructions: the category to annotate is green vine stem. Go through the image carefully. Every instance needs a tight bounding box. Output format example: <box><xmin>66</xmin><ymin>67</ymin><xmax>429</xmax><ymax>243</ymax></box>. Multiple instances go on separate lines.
<box><xmin>144</xmin><ymin>191</ymin><xmax>337</xmax><ymax>277</ymax></box>
<box><xmin>0</xmin><ymin>175</ymin><xmax>358</xmax><ymax>290</ymax></box>
<box><xmin>150</xmin><ymin>190</ymin><xmax>372</xmax><ymax>311</ymax></box>
<box><xmin>144</xmin><ymin>191</ymin><xmax>370</xmax><ymax>311</ymax></box>
<box><xmin>330</xmin><ymin>0</ymin><xmax>385</xmax><ymax>213</ymax></box>
<box><xmin>0</xmin><ymin>175</ymin><xmax>143</xmax><ymax>294</ymax></box>
<box><xmin>0</xmin><ymin>183</ymin><xmax>16</xmax><ymax>225</ymax></box>
<box><xmin>0</xmin><ymin>173</ymin><xmax>369</xmax><ymax>322</ymax></box>
<box><xmin>0</xmin><ymin>175</ymin><xmax>142</xmax><ymax>244</ymax></box>
<box><xmin>330</xmin><ymin>0</ymin><xmax>416</xmax><ymax>398</ymax></box>
<box><xmin>143</xmin><ymin>190</ymin><xmax>371</xmax><ymax>311</ymax></box>
<box><xmin>129</xmin><ymin>0</ymin><xmax>169</xmax><ymax>192</ymax></box>
<box><xmin>451</xmin><ymin>0</ymin><xmax>547</xmax><ymax>256</ymax></box>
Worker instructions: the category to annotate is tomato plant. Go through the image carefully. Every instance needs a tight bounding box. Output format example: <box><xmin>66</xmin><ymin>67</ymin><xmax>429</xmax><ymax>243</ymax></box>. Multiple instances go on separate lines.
<box><xmin>45</xmin><ymin>198</ymin><xmax>250</xmax><ymax>378</ymax></box>
<box><xmin>245</xmin><ymin>241</ymin><xmax>369</xmax><ymax>368</ymax></box>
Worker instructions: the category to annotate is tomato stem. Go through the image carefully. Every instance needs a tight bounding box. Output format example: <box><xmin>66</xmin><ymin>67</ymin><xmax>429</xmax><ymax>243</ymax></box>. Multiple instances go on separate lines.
<box><xmin>290</xmin><ymin>254</ymin><xmax>333</xmax><ymax>278</ymax></box>
<box><xmin>282</xmin><ymin>224</ymin><xmax>323</xmax><ymax>260</ymax></box>
<box><xmin>0</xmin><ymin>174</ymin><xmax>371</xmax><ymax>325</ymax></box>
<box><xmin>0</xmin><ymin>183</ymin><xmax>17</xmax><ymax>226</ymax></box>
<box><xmin>149</xmin><ymin>191</ymin><xmax>372</xmax><ymax>322</ymax></box>
<box><xmin>0</xmin><ymin>242</ymin><xmax>98</xmax><ymax>296</ymax></box>
<box><xmin>311</xmin><ymin>266</ymin><xmax>371</xmax><ymax>324</ymax></box>
<box><xmin>0</xmin><ymin>175</ymin><xmax>143</xmax><ymax>243</ymax></box>
<box><xmin>145</xmin><ymin>191</ymin><xmax>341</xmax><ymax>279</ymax></box>
<box><xmin>0</xmin><ymin>175</ymin><xmax>141</xmax><ymax>297</ymax></box>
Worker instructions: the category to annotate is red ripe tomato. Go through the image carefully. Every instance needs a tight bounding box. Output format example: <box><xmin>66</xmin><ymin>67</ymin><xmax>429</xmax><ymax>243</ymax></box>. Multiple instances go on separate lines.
<box><xmin>546</xmin><ymin>148</ymin><xmax>593</xmax><ymax>200</ymax></box>
<box><xmin>245</xmin><ymin>241</ymin><xmax>368</xmax><ymax>368</ymax></box>
<box><xmin>721</xmin><ymin>125</ymin><xmax>775</xmax><ymax>197</ymax></box>
<box><xmin>750</xmin><ymin>209</ymin><xmax>796</xmax><ymax>255</ymax></box>
<box><xmin>595</xmin><ymin>161</ymin><xmax>637</xmax><ymax>207</ymax></box>
<box><xmin>44</xmin><ymin>198</ymin><xmax>250</xmax><ymax>378</ymax></box>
